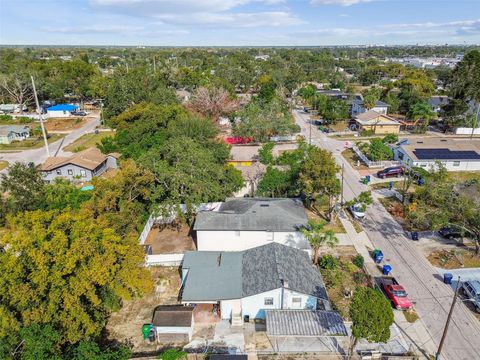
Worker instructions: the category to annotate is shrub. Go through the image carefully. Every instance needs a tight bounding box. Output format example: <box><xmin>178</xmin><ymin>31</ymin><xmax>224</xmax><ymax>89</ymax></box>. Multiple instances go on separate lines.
<box><xmin>259</xmin><ymin>142</ymin><xmax>274</xmax><ymax>164</ymax></box>
<box><xmin>368</xmin><ymin>138</ymin><xmax>393</xmax><ymax>161</ymax></box>
<box><xmin>361</xmin><ymin>129</ymin><xmax>375</xmax><ymax>137</ymax></box>
<box><xmin>0</xmin><ymin>114</ymin><xmax>13</xmax><ymax>122</ymax></box>
<box><xmin>319</xmin><ymin>255</ymin><xmax>338</xmax><ymax>270</ymax></box>
<box><xmin>17</xmin><ymin>116</ymin><xmax>34</xmax><ymax>124</ymax></box>
<box><xmin>382</xmin><ymin>133</ymin><xmax>398</xmax><ymax>144</ymax></box>
<box><xmin>352</xmin><ymin>254</ymin><xmax>365</xmax><ymax>268</ymax></box>
<box><xmin>353</xmin><ymin>272</ymin><xmax>368</xmax><ymax>284</ymax></box>
<box><xmin>157</xmin><ymin>349</ymin><xmax>187</xmax><ymax>360</ymax></box>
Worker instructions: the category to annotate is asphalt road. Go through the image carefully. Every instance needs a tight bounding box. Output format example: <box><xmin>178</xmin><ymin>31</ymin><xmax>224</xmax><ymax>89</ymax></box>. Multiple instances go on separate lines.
<box><xmin>293</xmin><ymin>109</ymin><xmax>480</xmax><ymax>360</ymax></box>
<box><xmin>0</xmin><ymin>116</ymin><xmax>100</xmax><ymax>167</ymax></box>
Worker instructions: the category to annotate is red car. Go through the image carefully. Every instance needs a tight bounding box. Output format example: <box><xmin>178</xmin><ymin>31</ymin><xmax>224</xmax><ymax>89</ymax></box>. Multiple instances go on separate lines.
<box><xmin>380</xmin><ymin>277</ymin><xmax>413</xmax><ymax>310</ymax></box>
<box><xmin>224</xmin><ymin>136</ymin><xmax>253</xmax><ymax>144</ymax></box>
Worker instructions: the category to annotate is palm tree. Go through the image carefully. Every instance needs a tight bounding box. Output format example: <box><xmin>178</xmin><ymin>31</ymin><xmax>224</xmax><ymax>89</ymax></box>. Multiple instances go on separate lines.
<box><xmin>300</xmin><ymin>219</ymin><xmax>339</xmax><ymax>264</ymax></box>
<box><xmin>408</xmin><ymin>102</ymin><xmax>436</xmax><ymax>132</ymax></box>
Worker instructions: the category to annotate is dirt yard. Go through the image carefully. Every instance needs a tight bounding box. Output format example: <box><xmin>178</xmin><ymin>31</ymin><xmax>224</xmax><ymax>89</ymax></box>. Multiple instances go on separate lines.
<box><xmin>106</xmin><ymin>267</ymin><xmax>182</xmax><ymax>352</ymax></box>
<box><xmin>144</xmin><ymin>224</ymin><xmax>196</xmax><ymax>254</ymax></box>
<box><xmin>427</xmin><ymin>247</ymin><xmax>480</xmax><ymax>269</ymax></box>
<box><xmin>45</xmin><ymin>117</ymin><xmax>88</xmax><ymax>131</ymax></box>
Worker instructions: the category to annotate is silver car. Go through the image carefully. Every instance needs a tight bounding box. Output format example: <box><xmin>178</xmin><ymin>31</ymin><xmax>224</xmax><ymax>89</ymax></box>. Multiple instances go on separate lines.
<box><xmin>462</xmin><ymin>280</ymin><xmax>480</xmax><ymax>312</ymax></box>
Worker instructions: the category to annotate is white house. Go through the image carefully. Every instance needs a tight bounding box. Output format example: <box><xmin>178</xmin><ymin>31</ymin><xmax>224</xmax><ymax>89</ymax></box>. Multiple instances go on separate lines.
<box><xmin>394</xmin><ymin>138</ymin><xmax>480</xmax><ymax>172</ymax></box>
<box><xmin>0</xmin><ymin>125</ymin><xmax>30</xmax><ymax>144</ymax></box>
<box><xmin>193</xmin><ymin>198</ymin><xmax>311</xmax><ymax>254</ymax></box>
<box><xmin>151</xmin><ymin>305</ymin><xmax>194</xmax><ymax>343</ymax></box>
<box><xmin>181</xmin><ymin>243</ymin><xmax>330</xmax><ymax>323</ymax></box>
<box><xmin>46</xmin><ymin>104</ymin><xmax>78</xmax><ymax>118</ymax></box>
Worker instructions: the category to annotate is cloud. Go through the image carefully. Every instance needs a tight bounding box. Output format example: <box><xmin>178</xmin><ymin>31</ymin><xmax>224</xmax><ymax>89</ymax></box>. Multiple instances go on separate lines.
<box><xmin>154</xmin><ymin>11</ymin><xmax>304</xmax><ymax>27</ymax></box>
<box><xmin>42</xmin><ymin>24</ymin><xmax>189</xmax><ymax>36</ymax></box>
<box><xmin>310</xmin><ymin>0</ymin><xmax>372</xmax><ymax>6</ymax></box>
<box><xmin>293</xmin><ymin>18</ymin><xmax>480</xmax><ymax>40</ymax></box>
<box><xmin>89</xmin><ymin>0</ymin><xmax>301</xmax><ymax>28</ymax></box>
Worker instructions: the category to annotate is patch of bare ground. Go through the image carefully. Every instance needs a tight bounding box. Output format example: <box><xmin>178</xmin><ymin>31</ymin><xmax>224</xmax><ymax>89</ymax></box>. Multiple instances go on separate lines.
<box><xmin>144</xmin><ymin>223</ymin><xmax>196</xmax><ymax>254</ymax></box>
<box><xmin>106</xmin><ymin>267</ymin><xmax>181</xmax><ymax>352</ymax></box>
<box><xmin>427</xmin><ymin>247</ymin><xmax>480</xmax><ymax>269</ymax></box>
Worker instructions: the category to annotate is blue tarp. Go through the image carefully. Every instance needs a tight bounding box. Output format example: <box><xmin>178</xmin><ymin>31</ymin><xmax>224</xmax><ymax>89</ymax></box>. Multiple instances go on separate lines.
<box><xmin>47</xmin><ymin>104</ymin><xmax>78</xmax><ymax>111</ymax></box>
<box><xmin>80</xmin><ymin>185</ymin><xmax>94</xmax><ymax>191</ymax></box>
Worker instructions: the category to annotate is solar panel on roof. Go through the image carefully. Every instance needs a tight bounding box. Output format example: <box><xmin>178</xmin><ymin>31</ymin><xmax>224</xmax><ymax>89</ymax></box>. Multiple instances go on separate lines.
<box><xmin>413</xmin><ymin>148</ymin><xmax>480</xmax><ymax>160</ymax></box>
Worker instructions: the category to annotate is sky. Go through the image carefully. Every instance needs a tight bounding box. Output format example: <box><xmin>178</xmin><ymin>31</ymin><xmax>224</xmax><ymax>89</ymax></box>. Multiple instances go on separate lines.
<box><xmin>0</xmin><ymin>0</ymin><xmax>479</xmax><ymax>46</ymax></box>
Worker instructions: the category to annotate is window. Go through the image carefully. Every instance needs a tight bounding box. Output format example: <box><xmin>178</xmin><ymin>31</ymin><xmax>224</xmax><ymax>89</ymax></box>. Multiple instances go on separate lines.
<box><xmin>264</xmin><ymin>297</ymin><xmax>274</xmax><ymax>306</ymax></box>
<box><xmin>292</xmin><ymin>297</ymin><xmax>302</xmax><ymax>308</ymax></box>
<box><xmin>80</xmin><ymin>170</ymin><xmax>87</xmax><ymax>177</ymax></box>
<box><xmin>67</xmin><ymin>169</ymin><xmax>73</xmax><ymax>175</ymax></box>
<box><xmin>453</xmin><ymin>161</ymin><xmax>460</xmax><ymax>167</ymax></box>
<box><xmin>56</xmin><ymin>169</ymin><xmax>61</xmax><ymax>175</ymax></box>
<box><xmin>266</xmin><ymin>232</ymin><xmax>274</xmax><ymax>241</ymax></box>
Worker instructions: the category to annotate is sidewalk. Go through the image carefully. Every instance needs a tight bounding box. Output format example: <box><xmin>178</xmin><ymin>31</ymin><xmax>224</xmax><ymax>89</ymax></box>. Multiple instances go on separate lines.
<box><xmin>336</xmin><ymin>207</ymin><xmax>436</xmax><ymax>359</ymax></box>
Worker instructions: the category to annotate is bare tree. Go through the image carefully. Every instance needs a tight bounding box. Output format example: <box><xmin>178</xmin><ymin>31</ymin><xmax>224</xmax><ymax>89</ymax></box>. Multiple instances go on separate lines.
<box><xmin>188</xmin><ymin>87</ymin><xmax>240</xmax><ymax>121</ymax></box>
<box><xmin>0</xmin><ymin>74</ymin><xmax>33</xmax><ymax>114</ymax></box>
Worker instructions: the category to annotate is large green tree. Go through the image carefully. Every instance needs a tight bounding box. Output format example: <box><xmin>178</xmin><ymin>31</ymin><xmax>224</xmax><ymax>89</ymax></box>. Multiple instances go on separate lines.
<box><xmin>349</xmin><ymin>287</ymin><xmax>394</xmax><ymax>357</ymax></box>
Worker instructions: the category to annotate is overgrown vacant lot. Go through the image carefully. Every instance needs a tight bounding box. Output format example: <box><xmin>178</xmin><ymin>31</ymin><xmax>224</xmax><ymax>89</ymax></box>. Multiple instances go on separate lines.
<box><xmin>106</xmin><ymin>267</ymin><xmax>181</xmax><ymax>352</ymax></box>
<box><xmin>428</xmin><ymin>248</ymin><xmax>480</xmax><ymax>269</ymax></box>
<box><xmin>63</xmin><ymin>130</ymin><xmax>115</xmax><ymax>152</ymax></box>
<box><xmin>44</xmin><ymin>117</ymin><xmax>88</xmax><ymax>132</ymax></box>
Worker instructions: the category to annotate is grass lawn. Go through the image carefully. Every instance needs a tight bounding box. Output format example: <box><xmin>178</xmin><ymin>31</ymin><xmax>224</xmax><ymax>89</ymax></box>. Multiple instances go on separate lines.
<box><xmin>329</xmin><ymin>121</ymin><xmax>350</xmax><ymax>133</ymax></box>
<box><xmin>305</xmin><ymin>208</ymin><xmax>346</xmax><ymax>234</ymax></box>
<box><xmin>0</xmin><ymin>134</ymin><xmax>65</xmax><ymax>151</ymax></box>
<box><xmin>0</xmin><ymin>161</ymin><xmax>8</xmax><ymax>170</ymax></box>
<box><xmin>63</xmin><ymin>131</ymin><xmax>114</xmax><ymax>153</ymax></box>
<box><xmin>44</xmin><ymin>117</ymin><xmax>88</xmax><ymax>132</ymax></box>
<box><xmin>371</xmin><ymin>180</ymin><xmax>406</xmax><ymax>191</ymax></box>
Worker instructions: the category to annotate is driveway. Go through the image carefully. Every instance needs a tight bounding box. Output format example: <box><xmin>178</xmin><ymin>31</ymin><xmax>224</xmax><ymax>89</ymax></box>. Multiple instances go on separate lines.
<box><xmin>293</xmin><ymin>110</ymin><xmax>480</xmax><ymax>359</ymax></box>
<box><xmin>0</xmin><ymin>116</ymin><xmax>100</xmax><ymax>169</ymax></box>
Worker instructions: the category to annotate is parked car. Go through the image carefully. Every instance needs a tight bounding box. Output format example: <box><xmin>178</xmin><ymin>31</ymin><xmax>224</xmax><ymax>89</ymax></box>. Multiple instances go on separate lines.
<box><xmin>377</xmin><ymin>166</ymin><xmax>405</xmax><ymax>179</ymax></box>
<box><xmin>71</xmin><ymin>110</ymin><xmax>87</xmax><ymax>116</ymax></box>
<box><xmin>438</xmin><ymin>226</ymin><xmax>463</xmax><ymax>239</ymax></box>
<box><xmin>461</xmin><ymin>280</ymin><xmax>480</xmax><ymax>313</ymax></box>
<box><xmin>380</xmin><ymin>277</ymin><xmax>413</xmax><ymax>310</ymax></box>
<box><xmin>349</xmin><ymin>203</ymin><xmax>366</xmax><ymax>219</ymax></box>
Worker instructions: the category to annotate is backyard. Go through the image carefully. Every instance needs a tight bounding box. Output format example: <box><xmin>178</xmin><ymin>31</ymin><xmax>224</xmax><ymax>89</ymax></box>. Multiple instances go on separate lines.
<box><xmin>63</xmin><ymin>130</ymin><xmax>115</xmax><ymax>153</ymax></box>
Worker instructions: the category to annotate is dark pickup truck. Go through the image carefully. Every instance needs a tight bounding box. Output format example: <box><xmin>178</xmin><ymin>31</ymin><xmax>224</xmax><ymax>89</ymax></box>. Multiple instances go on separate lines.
<box><xmin>380</xmin><ymin>277</ymin><xmax>413</xmax><ymax>310</ymax></box>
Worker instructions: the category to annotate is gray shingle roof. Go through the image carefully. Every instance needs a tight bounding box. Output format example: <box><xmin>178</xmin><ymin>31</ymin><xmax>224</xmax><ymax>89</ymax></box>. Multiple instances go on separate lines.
<box><xmin>193</xmin><ymin>198</ymin><xmax>308</xmax><ymax>232</ymax></box>
<box><xmin>181</xmin><ymin>243</ymin><xmax>327</xmax><ymax>302</ymax></box>
<box><xmin>266</xmin><ymin>310</ymin><xmax>347</xmax><ymax>337</ymax></box>
<box><xmin>242</xmin><ymin>243</ymin><xmax>327</xmax><ymax>299</ymax></box>
<box><xmin>0</xmin><ymin>125</ymin><xmax>29</xmax><ymax>136</ymax></box>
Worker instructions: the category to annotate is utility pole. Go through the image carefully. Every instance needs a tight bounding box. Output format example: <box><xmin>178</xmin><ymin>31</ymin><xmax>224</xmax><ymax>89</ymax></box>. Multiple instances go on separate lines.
<box><xmin>436</xmin><ymin>277</ymin><xmax>461</xmax><ymax>360</ymax></box>
<box><xmin>30</xmin><ymin>76</ymin><xmax>50</xmax><ymax>157</ymax></box>
<box><xmin>309</xmin><ymin>119</ymin><xmax>312</xmax><ymax>145</ymax></box>
<box><xmin>341</xmin><ymin>163</ymin><xmax>345</xmax><ymax>205</ymax></box>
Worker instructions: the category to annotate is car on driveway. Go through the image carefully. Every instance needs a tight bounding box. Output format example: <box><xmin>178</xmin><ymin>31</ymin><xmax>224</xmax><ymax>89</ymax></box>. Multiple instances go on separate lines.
<box><xmin>72</xmin><ymin>110</ymin><xmax>87</xmax><ymax>116</ymax></box>
<box><xmin>380</xmin><ymin>277</ymin><xmax>413</xmax><ymax>310</ymax></box>
<box><xmin>377</xmin><ymin>166</ymin><xmax>405</xmax><ymax>179</ymax></box>
<box><xmin>461</xmin><ymin>280</ymin><xmax>480</xmax><ymax>313</ymax></box>
<box><xmin>349</xmin><ymin>203</ymin><xmax>366</xmax><ymax>219</ymax></box>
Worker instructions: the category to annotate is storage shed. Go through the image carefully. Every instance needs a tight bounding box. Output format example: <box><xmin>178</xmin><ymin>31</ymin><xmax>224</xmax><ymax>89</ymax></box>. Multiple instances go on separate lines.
<box><xmin>152</xmin><ymin>305</ymin><xmax>195</xmax><ymax>343</ymax></box>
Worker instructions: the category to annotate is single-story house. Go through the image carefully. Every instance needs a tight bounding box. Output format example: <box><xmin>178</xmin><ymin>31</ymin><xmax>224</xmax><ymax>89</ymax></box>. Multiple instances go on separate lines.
<box><xmin>152</xmin><ymin>305</ymin><xmax>194</xmax><ymax>343</ymax></box>
<box><xmin>0</xmin><ymin>103</ymin><xmax>27</xmax><ymax>114</ymax></box>
<box><xmin>0</xmin><ymin>125</ymin><xmax>30</xmax><ymax>144</ymax></box>
<box><xmin>355</xmin><ymin>110</ymin><xmax>401</xmax><ymax>135</ymax></box>
<box><xmin>351</xmin><ymin>97</ymin><xmax>389</xmax><ymax>117</ymax></box>
<box><xmin>193</xmin><ymin>197</ymin><xmax>310</xmax><ymax>254</ymax></box>
<box><xmin>40</xmin><ymin>147</ymin><xmax>120</xmax><ymax>182</ymax></box>
<box><xmin>393</xmin><ymin>138</ymin><xmax>480</xmax><ymax>172</ymax></box>
<box><xmin>181</xmin><ymin>242</ymin><xmax>330</xmax><ymax>323</ymax></box>
<box><xmin>46</xmin><ymin>104</ymin><xmax>78</xmax><ymax>118</ymax></box>
<box><xmin>428</xmin><ymin>96</ymin><xmax>449</xmax><ymax>113</ymax></box>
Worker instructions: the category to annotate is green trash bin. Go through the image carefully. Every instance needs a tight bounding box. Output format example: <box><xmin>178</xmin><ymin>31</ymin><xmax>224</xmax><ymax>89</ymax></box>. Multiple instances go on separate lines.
<box><xmin>142</xmin><ymin>324</ymin><xmax>153</xmax><ymax>340</ymax></box>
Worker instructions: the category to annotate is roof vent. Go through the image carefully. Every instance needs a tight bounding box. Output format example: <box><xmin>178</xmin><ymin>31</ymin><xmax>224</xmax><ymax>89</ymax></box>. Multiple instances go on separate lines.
<box><xmin>260</xmin><ymin>204</ymin><xmax>270</xmax><ymax>207</ymax></box>
<box><xmin>440</xmin><ymin>139</ymin><xmax>447</xmax><ymax>142</ymax></box>
<box><xmin>417</xmin><ymin>141</ymin><xmax>423</xmax><ymax>144</ymax></box>
<box><xmin>217</xmin><ymin>254</ymin><xmax>222</xmax><ymax>267</ymax></box>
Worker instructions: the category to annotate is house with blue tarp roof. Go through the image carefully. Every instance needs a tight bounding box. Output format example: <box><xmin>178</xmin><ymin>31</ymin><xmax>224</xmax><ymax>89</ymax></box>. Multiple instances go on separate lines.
<box><xmin>46</xmin><ymin>104</ymin><xmax>78</xmax><ymax>118</ymax></box>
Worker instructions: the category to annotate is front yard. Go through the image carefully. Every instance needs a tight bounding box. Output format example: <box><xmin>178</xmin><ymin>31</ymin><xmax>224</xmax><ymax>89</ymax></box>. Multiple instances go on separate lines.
<box><xmin>0</xmin><ymin>134</ymin><xmax>65</xmax><ymax>151</ymax></box>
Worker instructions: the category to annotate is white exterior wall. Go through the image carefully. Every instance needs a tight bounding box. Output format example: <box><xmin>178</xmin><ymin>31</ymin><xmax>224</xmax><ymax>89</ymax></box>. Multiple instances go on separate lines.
<box><xmin>394</xmin><ymin>147</ymin><xmax>480</xmax><ymax>172</ymax></box>
<box><xmin>47</xmin><ymin>110</ymin><xmax>72</xmax><ymax>118</ymax></box>
<box><xmin>220</xmin><ymin>299</ymin><xmax>241</xmax><ymax>320</ymax></box>
<box><xmin>196</xmin><ymin>230</ymin><xmax>311</xmax><ymax>255</ymax></box>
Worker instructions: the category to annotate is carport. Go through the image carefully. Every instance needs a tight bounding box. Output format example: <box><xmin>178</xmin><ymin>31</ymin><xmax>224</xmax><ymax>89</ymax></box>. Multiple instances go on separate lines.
<box><xmin>266</xmin><ymin>310</ymin><xmax>349</xmax><ymax>353</ymax></box>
